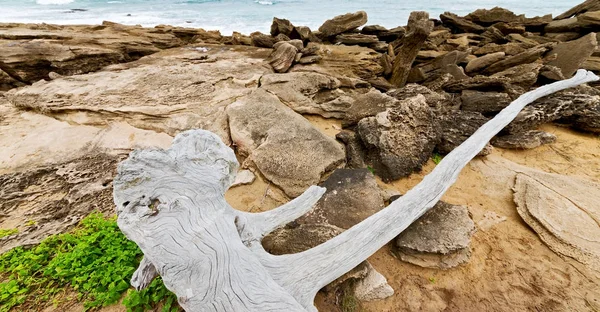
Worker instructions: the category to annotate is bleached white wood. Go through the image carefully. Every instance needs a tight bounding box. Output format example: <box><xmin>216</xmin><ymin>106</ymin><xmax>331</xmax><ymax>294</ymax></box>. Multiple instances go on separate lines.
<box><xmin>114</xmin><ymin>70</ymin><xmax>598</xmax><ymax>312</ymax></box>
<box><xmin>131</xmin><ymin>256</ymin><xmax>158</xmax><ymax>290</ymax></box>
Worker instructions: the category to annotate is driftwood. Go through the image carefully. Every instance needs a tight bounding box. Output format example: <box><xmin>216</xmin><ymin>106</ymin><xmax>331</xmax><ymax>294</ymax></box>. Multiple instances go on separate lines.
<box><xmin>390</xmin><ymin>12</ymin><xmax>433</xmax><ymax>87</ymax></box>
<box><xmin>113</xmin><ymin>70</ymin><xmax>598</xmax><ymax>312</ymax></box>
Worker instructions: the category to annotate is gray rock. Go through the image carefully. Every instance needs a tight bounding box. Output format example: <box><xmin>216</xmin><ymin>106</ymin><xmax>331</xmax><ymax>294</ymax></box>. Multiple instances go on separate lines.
<box><xmin>335</xmin><ymin>33</ymin><xmax>379</xmax><ymax>45</ymax></box>
<box><xmin>461</xmin><ymin>90</ymin><xmax>511</xmax><ymax>113</ymax></box>
<box><xmin>492</xmin><ymin>130</ymin><xmax>556</xmax><ymax>149</ymax></box>
<box><xmin>353</xmin><ymin>262</ymin><xmax>394</xmax><ymax>301</ymax></box>
<box><xmin>547</xmin><ymin>32</ymin><xmax>597</xmax><ymax>78</ymax></box>
<box><xmin>318</xmin><ymin>11</ymin><xmax>368</xmax><ymax>37</ymax></box>
<box><xmin>274</xmin><ymin>33</ymin><xmax>291</xmax><ymax>42</ymax></box>
<box><xmin>298</xmin><ymin>168</ymin><xmax>385</xmax><ymax>229</ymax></box>
<box><xmin>231</xmin><ymin>170</ymin><xmax>256</xmax><ymax>187</ymax></box>
<box><xmin>437</xmin><ymin>110</ymin><xmax>492</xmax><ymax>155</ymax></box>
<box><xmin>336</xmin><ymin>130</ymin><xmax>367</xmax><ymax>169</ymax></box>
<box><xmin>263</xmin><ymin>223</ymin><xmax>344</xmax><ymax>255</ymax></box>
<box><xmin>356</xmin><ymin>95</ymin><xmax>441</xmax><ymax>181</ymax></box>
<box><xmin>386</xmin><ymin>84</ymin><xmax>452</xmax><ymax>111</ymax></box>
<box><xmin>343</xmin><ymin>88</ymin><xmax>401</xmax><ymax>126</ymax></box>
<box><xmin>396</xmin><ymin>201</ymin><xmax>476</xmax><ymax>269</ymax></box>
<box><xmin>369</xmin><ymin>41</ymin><xmax>389</xmax><ymax>52</ymax></box>
<box><xmin>227</xmin><ymin>89</ymin><xmax>345</xmax><ymax>197</ymax></box>
<box><xmin>267</xmin><ymin>42</ymin><xmax>298</xmax><ymax>73</ymax></box>
<box><xmin>465</xmin><ymin>52</ymin><xmax>506</xmax><ymax>73</ymax></box>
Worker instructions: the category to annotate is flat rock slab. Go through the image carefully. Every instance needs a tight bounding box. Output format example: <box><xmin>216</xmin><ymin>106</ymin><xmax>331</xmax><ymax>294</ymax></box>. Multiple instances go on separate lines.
<box><xmin>318</xmin><ymin>11</ymin><xmax>368</xmax><ymax>37</ymax></box>
<box><xmin>492</xmin><ymin>130</ymin><xmax>556</xmax><ymax>149</ymax></box>
<box><xmin>227</xmin><ymin>89</ymin><xmax>345</xmax><ymax>197</ymax></box>
<box><xmin>514</xmin><ymin>170</ymin><xmax>600</xmax><ymax>272</ymax></box>
<box><xmin>396</xmin><ymin>201</ymin><xmax>476</xmax><ymax>269</ymax></box>
<box><xmin>5</xmin><ymin>45</ymin><xmax>272</xmax><ymax>141</ymax></box>
<box><xmin>547</xmin><ymin>32</ymin><xmax>598</xmax><ymax>78</ymax></box>
<box><xmin>297</xmin><ymin>168</ymin><xmax>385</xmax><ymax>229</ymax></box>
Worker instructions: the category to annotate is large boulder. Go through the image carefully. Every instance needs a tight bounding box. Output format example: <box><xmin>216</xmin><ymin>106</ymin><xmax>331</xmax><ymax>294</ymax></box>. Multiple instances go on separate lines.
<box><xmin>270</xmin><ymin>17</ymin><xmax>295</xmax><ymax>37</ymax></box>
<box><xmin>267</xmin><ymin>42</ymin><xmax>298</xmax><ymax>73</ymax></box>
<box><xmin>546</xmin><ymin>32</ymin><xmax>598</xmax><ymax>78</ymax></box>
<box><xmin>356</xmin><ymin>95</ymin><xmax>441</xmax><ymax>181</ymax></box>
<box><xmin>227</xmin><ymin>89</ymin><xmax>345</xmax><ymax>197</ymax></box>
<box><xmin>318</xmin><ymin>11</ymin><xmax>368</xmax><ymax>37</ymax></box>
<box><xmin>396</xmin><ymin>201</ymin><xmax>476</xmax><ymax>269</ymax></box>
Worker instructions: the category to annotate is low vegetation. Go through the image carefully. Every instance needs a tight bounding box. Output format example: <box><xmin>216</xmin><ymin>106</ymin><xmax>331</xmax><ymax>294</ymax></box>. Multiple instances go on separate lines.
<box><xmin>0</xmin><ymin>213</ymin><xmax>179</xmax><ymax>312</ymax></box>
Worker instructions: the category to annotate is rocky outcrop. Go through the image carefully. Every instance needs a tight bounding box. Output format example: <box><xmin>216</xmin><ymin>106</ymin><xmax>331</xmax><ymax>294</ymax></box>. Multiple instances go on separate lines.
<box><xmin>491</xmin><ymin>130</ymin><xmax>556</xmax><ymax>149</ymax></box>
<box><xmin>436</xmin><ymin>111</ymin><xmax>492</xmax><ymax>155</ymax></box>
<box><xmin>356</xmin><ymin>95</ymin><xmax>441</xmax><ymax>181</ymax></box>
<box><xmin>227</xmin><ymin>89</ymin><xmax>345</xmax><ymax>197</ymax></box>
<box><xmin>318</xmin><ymin>11</ymin><xmax>368</xmax><ymax>37</ymax></box>
<box><xmin>396</xmin><ymin>201</ymin><xmax>476</xmax><ymax>269</ymax></box>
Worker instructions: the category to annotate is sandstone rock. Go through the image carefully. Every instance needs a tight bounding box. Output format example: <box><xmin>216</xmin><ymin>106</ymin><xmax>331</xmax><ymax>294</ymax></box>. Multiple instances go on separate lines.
<box><xmin>267</xmin><ymin>42</ymin><xmax>298</xmax><ymax>73</ymax></box>
<box><xmin>544</xmin><ymin>32</ymin><xmax>581</xmax><ymax>42</ymax></box>
<box><xmin>480</xmin><ymin>26</ymin><xmax>507</xmax><ymax>44</ymax></box>
<box><xmin>544</xmin><ymin>18</ymin><xmax>581</xmax><ymax>33</ymax></box>
<box><xmin>270</xmin><ymin>17</ymin><xmax>294</xmax><ymax>37</ymax></box>
<box><xmin>514</xmin><ymin>170</ymin><xmax>600</xmax><ymax>271</ymax></box>
<box><xmin>493</xmin><ymin>22</ymin><xmax>526</xmax><ymax>35</ymax></box>
<box><xmin>369</xmin><ymin>41</ymin><xmax>389</xmax><ymax>52</ymax></box>
<box><xmin>336</xmin><ymin>130</ymin><xmax>368</xmax><ymax>168</ymax></box>
<box><xmin>491</xmin><ymin>62</ymin><xmax>543</xmax><ymax>89</ymax></box>
<box><xmin>466</xmin><ymin>7</ymin><xmax>523</xmax><ymax>25</ymax></box>
<box><xmin>297</xmin><ymin>169</ymin><xmax>385</xmax><ymax>229</ymax></box>
<box><xmin>356</xmin><ymin>95</ymin><xmax>440</xmax><ymax>181</ymax></box>
<box><xmin>231</xmin><ymin>170</ymin><xmax>256</xmax><ymax>187</ymax></box>
<box><xmin>343</xmin><ymin>89</ymin><xmax>401</xmax><ymax>126</ymax></box>
<box><xmin>546</xmin><ymin>32</ymin><xmax>597</xmax><ymax>78</ymax></box>
<box><xmin>386</xmin><ymin>84</ymin><xmax>452</xmax><ymax>111</ymax></box>
<box><xmin>250</xmin><ymin>31</ymin><xmax>276</xmax><ymax>48</ymax></box>
<box><xmin>361</xmin><ymin>25</ymin><xmax>388</xmax><ymax>35</ymax></box>
<box><xmin>292</xmin><ymin>44</ymin><xmax>383</xmax><ymax>80</ymax></box>
<box><xmin>231</xmin><ymin>31</ymin><xmax>252</xmax><ymax>45</ymax></box>
<box><xmin>482</xmin><ymin>44</ymin><xmax>550</xmax><ymax>75</ymax></box>
<box><xmin>560</xmin><ymin>101</ymin><xmax>600</xmax><ymax>133</ymax></box>
<box><xmin>442</xmin><ymin>75</ymin><xmax>510</xmax><ymax>93</ymax></box>
<box><xmin>506</xmin><ymin>33</ymin><xmax>540</xmax><ymax>47</ymax></box>
<box><xmin>440</xmin><ymin>12</ymin><xmax>485</xmax><ymax>34</ymax></box>
<box><xmin>474</xmin><ymin>42</ymin><xmax>526</xmax><ymax>56</ymax></box>
<box><xmin>274</xmin><ymin>33</ymin><xmax>291</xmax><ymax>42</ymax></box>
<box><xmin>300</xmin><ymin>42</ymin><xmax>320</xmax><ymax>55</ymax></box>
<box><xmin>367</xmin><ymin>77</ymin><xmax>395</xmax><ymax>92</ymax></box>
<box><xmin>396</xmin><ymin>201</ymin><xmax>476</xmax><ymax>269</ymax></box>
<box><xmin>465</xmin><ymin>52</ymin><xmax>506</xmax><ymax>73</ymax></box>
<box><xmin>436</xmin><ymin>111</ymin><xmax>491</xmax><ymax>155</ymax></box>
<box><xmin>291</xmin><ymin>26</ymin><xmax>320</xmax><ymax>43</ymax></box>
<box><xmin>539</xmin><ymin>65</ymin><xmax>566</xmax><ymax>81</ymax></box>
<box><xmin>460</xmin><ymin>90</ymin><xmax>511</xmax><ymax>113</ymax></box>
<box><xmin>556</xmin><ymin>0</ymin><xmax>600</xmax><ymax>20</ymax></box>
<box><xmin>298</xmin><ymin>55</ymin><xmax>322</xmax><ymax>64</ymax></box>
<box><xmin>335</xmin><ymin>33</ymin><xmax>379</xmax><ymax>45</ymax></box>
<box><xmin>577</xmin><ymin>10</ymin><xmax>600</xmax><ymax>28</ymax></box>
<box><xmin>353</xmin><ymin>263</ymin><xmax>394</xmax><ymax>301</ymax></box>
<box><xmin>377</xmin><ymin>26</ymin><xmax>406</xmax><ymax>42</ymax></box>
<box><xmin>4</xmin><ymin>46</ymin><xmax>270</xmax><ymax>141</ymax></box>
<box><xmin>227</xmin><ymin>89</ymin><xmax>345</xmax><ymax>197</ymax></box>
<box><xmin>407</xmin><ymin>47</ymin><xmax>467</xmax><ymax>84</ymax></box>
<box><xmin>318</xmin><ymin>11</ymin><xmax>368</xmax><ymax>37</ymax></box>
<box><xmin>491</xmin><ymin>130</ymin><xmax>556</xmax><ymax>149</ymax></box>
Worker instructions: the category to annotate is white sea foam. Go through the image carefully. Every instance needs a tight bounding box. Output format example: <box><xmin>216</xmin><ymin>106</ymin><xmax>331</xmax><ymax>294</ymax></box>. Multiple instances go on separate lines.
<box><xmin>255</xmin><ymin>0</ymin><xmax>274</xmax><ymax>5</ymax></box>
<box><xmin>36</xmin><ymin>0</ymin><xmax>75</xmax><ymax>5</ymax></box>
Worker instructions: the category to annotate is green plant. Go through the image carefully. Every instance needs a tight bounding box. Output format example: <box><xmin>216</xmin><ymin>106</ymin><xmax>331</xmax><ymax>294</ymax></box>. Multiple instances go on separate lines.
<box><xmin>0</xmin><ymin>212</ymin><xmax>179</xmax><ymax>312</ymax></box>
<box><xmin>0</xmin><ymin>229</ymin><xmax>17</xmax><ymax>239</ymax></box>
<box><xmin>366</xmin><ymin>166</ymin><xmax>375</xmax><ymax>175</ymax></box>
<box><xmin>432</xmin><ymin>153</ymin><xmax>443</xmax><ymax>165</ymax></box>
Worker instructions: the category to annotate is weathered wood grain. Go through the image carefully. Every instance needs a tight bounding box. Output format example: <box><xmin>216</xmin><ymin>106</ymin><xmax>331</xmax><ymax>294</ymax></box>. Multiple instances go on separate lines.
<box><xmin>114</xmin><ymin>70</ymin><xmax>598</xmax><ymax>312</ymax></box>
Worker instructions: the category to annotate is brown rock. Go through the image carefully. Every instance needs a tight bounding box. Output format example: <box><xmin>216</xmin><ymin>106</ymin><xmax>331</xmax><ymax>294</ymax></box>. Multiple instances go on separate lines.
<box><xmin>335</xmin><ymin>33</ymin><xmax>379</xmax><ymax>45</ymax></box>
<box><xmin>267</xmin><ymin>42</ymin><xmax>298</xmax><ymax>73</ymax></box>
<box><xmin>474</xmin><ymin>42</ymin><xmax>526</xmax><ymax>56</ymax></box>
<box><xmin>461</xmin><ymin>90</ymin><xmax>511</xmax><ymax>113</ymax></box>
<box><xmin>378</xmin><ymin>26</ymin><xmax>406</xmax><ymax>42</ymax></box>
<box><xmin>492</xmin><ymin>22</ymin><xmax>526</xmax><ymax>35</ymax></box>
<box><xmin>437</xmin><ymin>111</ymin><xmax>491</xmax><ymax>155</ymax></box>
<box><xmin>556</xmin><ymin>0</ymin><xmax>600</xmax><ymax>20</ymax></box>
<box><xmin>300</xmin><ymin>42</ymin><xmax>320</xmax><ymax>55</ymax></box>
<box><xmin>491</xmin><ymin>130</ymin><xmax>556</xmax><ymax>149</ymax></box>
<box><xmin>465</xmin><ymin>7</ymin><xmax>523</xmax><ymax>25</ymax></box>
<box><xmin>544</xmin><ymin>18</ymin><xmax>581</xmax><ymax>33</ymax></box>
<box><xmin>250</xmin><ymin>31</ymin><xmax>276</xmax><ymax>48</ymax></box>
<box><xmin>465</xmin><ymin>52</ymin><xmax>506</xmax><ymax>73</ymax></box>
<box><xmin>480</xmin><ymin>26</ymin><xmax>507</xmax><ymax>44</ymax></box>
<box><xmin>318</xmin><ymin>11</ymin><xmax>368</xmax><ymax>37</ymax></box>
<box><xmin>361</xmin><ymin>25</ymin><xmax>388</xmax><ymax>35</ymax></box>
<box><xmin>546</xmin><ymin>32</ymin><xmax>598</xmax><ymax>78</ymax></box>
<box><xmin>491</xmin><ymin>62</ymin><xmax>543</xmax><ymax>89</ymax></box>
<box><xmin>442</xmin><ymin>76</ymin><xmax>510</xmax><ymax>93</ymax></box>
<box><xmin>544</xmin><ymin>32</ymin><xmax>582</xmax><ymax>42</ymax></box>
<box><xmin>291</xmin><ymin>26</ymin><xmax>320</xmax><ymax>43</ymax></box>
<box><xmin>583</xmin><ymin>56</ymin><xmax>600</xmax><ymax>71</ymax></box>
<box><xmin>539</xmin><ymin>65</ymin><xmax>566</xmax><ymax>81</ymax></box>
<box><xmin>270</xmin><ymin>17</ymin><xmax>294</xmax><ymax>37</ymax></box>
<box><xmin>482</xmin><ymin>44</ymin><xmax>551</xmax><ymax>75</ymax></box>
<box><xmin>577</xmin><ymin>10</ymin><xmax>600</xmax><ymax>28</ymax></box>
<box><xmin>298</xmin><ymin>55</ymin><xmax>322</xmax><ymax>64</ymax></box>
<box><xmin>439</xmin><ymin>12</ymin><xmax>486</xmax><ymax>33</ymax></box>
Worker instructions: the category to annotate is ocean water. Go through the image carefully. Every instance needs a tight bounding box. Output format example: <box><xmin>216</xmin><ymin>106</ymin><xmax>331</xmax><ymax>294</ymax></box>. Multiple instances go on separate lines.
<box><xmin>0</xmin><ymin>0</ymin><xmax>581</xmax><ymax>35</ymax></box>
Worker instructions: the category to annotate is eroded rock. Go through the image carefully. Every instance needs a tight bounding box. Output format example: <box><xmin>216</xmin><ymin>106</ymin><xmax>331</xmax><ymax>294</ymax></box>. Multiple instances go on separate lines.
<box><xmin>318</xmin><ymin>11</ymin><xmax>368</xmax><ymax>38</ymax></box>
<box><xmin>491</xmin><ymin>130</ymin><xmax>556</xmax><ymax>149</ymax></box>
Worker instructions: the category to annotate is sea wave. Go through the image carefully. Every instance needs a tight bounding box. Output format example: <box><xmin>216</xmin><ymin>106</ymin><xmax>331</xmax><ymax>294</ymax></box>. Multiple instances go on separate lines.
<box><xmin>255</xmin><ymin>0</ymin><xmax>274</xmax><ymax>5</ymax></box>
<box><xmin>36</xmin><ymin>0</ymin><xmax>75</xmax><ymax>4</ymax></box>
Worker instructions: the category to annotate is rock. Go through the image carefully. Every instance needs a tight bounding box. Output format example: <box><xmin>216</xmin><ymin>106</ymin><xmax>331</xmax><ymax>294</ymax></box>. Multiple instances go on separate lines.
<box><xmin>361</xmin><ymin>25</ymin><xmax>388</xmax><ymax>35</ymax></box>
<box><xmin>353</xmin><ymin>263</ymin><xmax>394</xmax><ymax>301</ymax></box>
<box><xmin>491</xmin><ymin>130</ymin><xmax>556</xmax><ymax>149</ymax></box>
<box><xmin>343</xmin><ymin>89</ymin><xmax>401</xmax><ymax>126</ymax></box>
<box><xmin>493</xmin><ymin>22</ymin><xmax>526</xmax><ymax>35</ymax></box>
<box><xmin>436</xmin><ymin>111</ymin><xmax>491</xmax><ymax>155</ymax></box>
<box><xmin>506</xmin><ymin>87</ymin><xmax>600</xmax><ymax>134</ymax></box>
<box><xmin>482</xmin><ymin>44</ymin><xmax>550</xmax><ymax>75</ymax></box>
<box><xmin>439</xmin><ymin>12</ymin><xmax>486</xmax><ymax>34</ymax></box>
<box><xmin>298</xmin><ymin>55</ymin><xmax>322</xmax><ymax>64</ymax></box>
<box><xmin>377</xmin><ymin>26</ymin><xmax>406</xmax><ymax>42</ymax></box>
<box><xmin>270</xmin><ymin>17</ymin><xmax>294</xmax><ymax>37</ymax></box>
<box><xmin>369</xmin><ymin>41</ymin><xmax>389</xmax><ymax>52</ymax></box>
<box><xmin>250</xmin><ymin>31</ymin><xmax>276</xmax><ymax>48</ymax></box>
<box><xmin>47</xmin><ymin>71</ymin><xmax>62</xmax><ymax>80</ymax></box>
<box><xmin>521</xmin><ymin>14</ymin><xmax>554</xmax><ymax>32</ymax></box>
<box><xmin>291</xmin><ymin>26</ymin><xmax>320</xmax><ymax>43</ymax></box>
<box><xmin>231</xmin><ymin>170</ymin><xmax>256</xmax><ymax>187</ymax></box>
<box><xmin>274</xmin><ymin>33</ymin><xmax>291</xmax><ymax>42</ymax></box>
<box><xmin>514</xmin><ymin>170</ymin><xmax>600</xmax><ymax>271</ymax></box>
<box><xmin>417</xmin><ymin>50</ymin><xmax>447</xmax><ymax>60</ymax></box>
<box><xmin>267</xmin><ymin>42</ymin><xmax>298</xmax><ymax>73</ymax></box>
<box><xmin>545</xmin><ymin>32</ymin><xmax>581</xmax><ymax>42</ymax></box>
<box><xmin>391</xmin><ymin>11</ymin><xmax>434</xmax><ymax>87</ymax></box>
<box><xmin>297</xmin><ymin>169</ymin><xmax>385</xmax><ymax>229</ymax></box>
<box><xmin>544</xmin><ymin>18</ymin><xmax>581</xmax><ymax>33</ymax></box>
<box><xmin>506</xmin><ymin>33</ymin><xmax>539</xmax><ymax>47</ymax></box>
<box><xmin>408</xmin><ymin>50</ymin><xmax>469</xmax><ymax>83</ymax></box>
<box><xmin>556</xmin><ymin>0</ymin><xmax>600</xmax><ymax>20</ymax></box>
<box><xmin>474</xmin><ymin>42</ymin><xmax>526</xmax><ymax>56</ymax></box>
<box><xmin>288</xmin><ymin>39</ymin><xmax>304</xmax><ymax>50</ymax></box>
<box><xmin>480</xmin><ymin>26</ymin><xmax>507</xmax><ymax>44</ymax></box>
<box><xmin>231</xmin><ymin>31</ymin><xmax>252</xmax><ymax>45</ymax></box>
<box><xmin>577</xmin><ymin>10</ymin><xmax>600</xmax><ymax>28</ymax></box>
<box><xmin>335</xmin><ymin>33</ymin><xmax>379</xmax><ymax>46</ymax></box>
<box><xmin>387</xmin><ymin>84</ymin><xmax>451</xmax><ymax>111</ymax></box>
<box><xmin>442</xmin><ymin>75</ymin><xmax>510</xmax><ymax>93</ymax></box>
<box><xmin>336</xmin><ymin>130</ymin><xmax>368</xmax><ymax>168</ymax></box>
<box><xmin>460</xmin><ymin>90</ymin><xmax>511</xmax><ymax>113</ymax></box>
<box><xmin>4</xmin><ymin>46</ymin><xmax>271</xmax><ymax>141</ymax></box>
<box><xmin>491</xmin><ymin>62</ymin><xmax>543</xmax><ymax>89</ymax></box>
<box><xmin>367</xmin><ymin>77</ymin><xmax>395</xmax><ymax>92</ymax></box>
<box><xmin>318</xmin><ymin>11</ymin><xmax>368</xmax><ymax>37</ymax></box>
<box><xmin>292</xmin><ymin>44</ymin><xmax>383</xmax><ymax>80</ymax></box>
<box><xmin>539</xmin><ymin>65</ymin><xmax>566</xmax><ymax>81</ymax></box>
<box><xmin>465</xmin><ymin>7</ymin><xmax>523</xmax><ymax>25</ymax></box>
<box><xmin>396</xmin><ymin>201</ymin><xmax>476</xmax><ymax>269</ymax></box>
<box><xmin>227</xmin><ymin>89</ymin><xmax>345</xmax><ymax>197</ymax></box>
<box><xmin>546</xmin><ymin>33</ymin><xmax>597</xmax><ymax>78</ymax></box>
<box><xmin>356</xmin><ymin>95</ymin><xmax>441</xmax><ymax>181</ymax></box>
<box><xmin>465</xmin><ymin>52</ymin><xmax>506</xmax><ymax>73</ymax></box>
<box><xmin>300</xmin><ymin>42</ymin><xmax>320</xmax><ymax>55</ymax></box>
<box><xmin>560</xmin><ymin>100</ymin><xmax>600</xmax><ymax>133</ymax></box>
